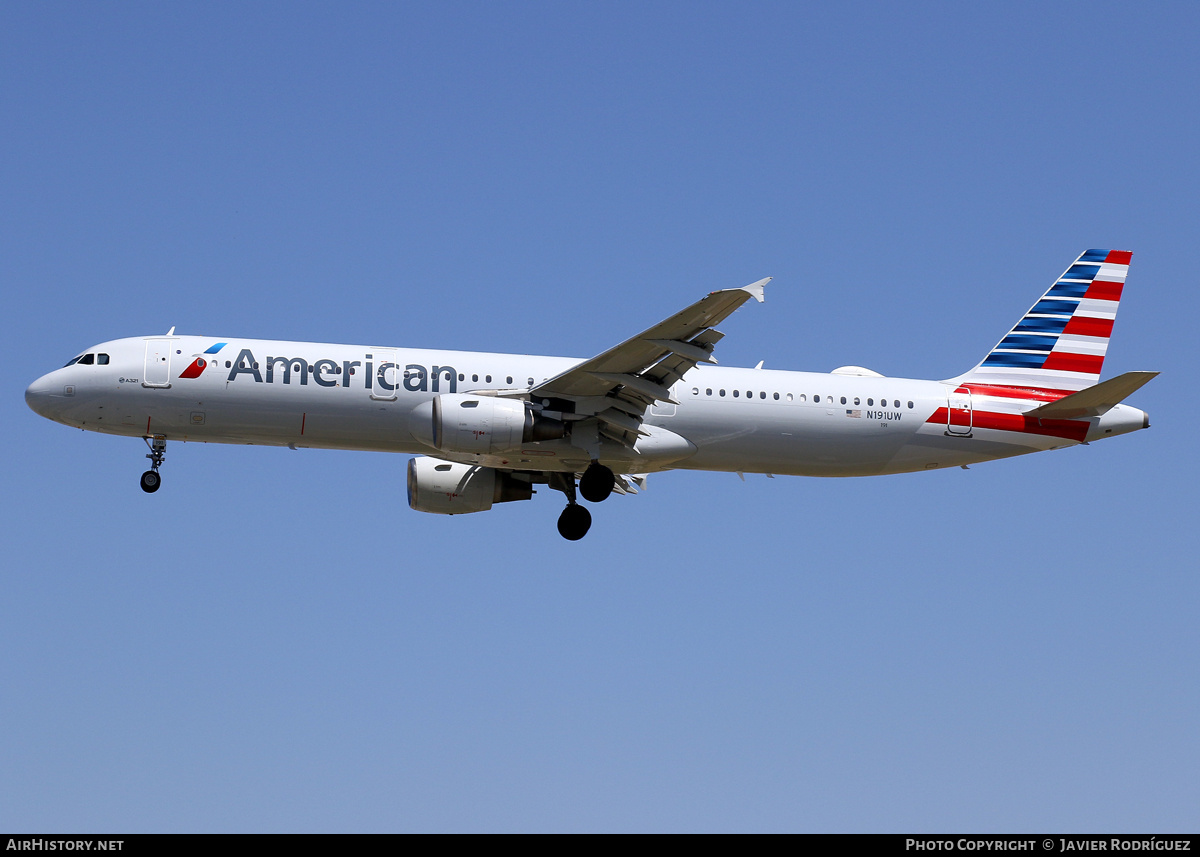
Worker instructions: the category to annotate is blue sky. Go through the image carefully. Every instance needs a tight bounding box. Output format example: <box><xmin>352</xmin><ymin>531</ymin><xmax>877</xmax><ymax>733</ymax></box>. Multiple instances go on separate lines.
<box><xmin>2</xmin><ymin>1</ymin><xmax>1197</xmax><ymax>832</ymax></box>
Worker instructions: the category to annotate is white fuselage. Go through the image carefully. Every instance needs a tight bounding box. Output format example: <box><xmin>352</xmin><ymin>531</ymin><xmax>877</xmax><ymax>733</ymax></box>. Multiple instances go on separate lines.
<box><xmin>25</xmin><ymin>334</ymin><xmax>1148</xmax><ymax>477</ymax></box>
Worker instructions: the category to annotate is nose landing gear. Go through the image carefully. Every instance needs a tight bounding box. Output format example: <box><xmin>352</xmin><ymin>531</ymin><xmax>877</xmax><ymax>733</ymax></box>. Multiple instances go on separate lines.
<box><xmin>140</xmin><ymin>436</ymin><xmax>166</xmax><ymax>493</ymax></box>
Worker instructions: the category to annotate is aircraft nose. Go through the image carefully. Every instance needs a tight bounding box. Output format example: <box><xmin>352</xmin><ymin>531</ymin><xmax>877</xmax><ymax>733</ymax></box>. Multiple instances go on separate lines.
<box><xmin>25</xmin><ymin>372</ymin><xmax>63</xmax><ymax>420</ymax></box>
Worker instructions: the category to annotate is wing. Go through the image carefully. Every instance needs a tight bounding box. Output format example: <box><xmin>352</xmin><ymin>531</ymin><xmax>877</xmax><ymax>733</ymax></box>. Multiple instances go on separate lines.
<box><xmin>526</xmin><ymin>278</ymin><xmax>770</xmax><ymax>448</ymax></box>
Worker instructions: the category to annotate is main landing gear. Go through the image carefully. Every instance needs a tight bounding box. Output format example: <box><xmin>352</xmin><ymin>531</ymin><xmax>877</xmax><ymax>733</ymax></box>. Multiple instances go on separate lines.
<box><xmin>579</xmin><ymin>461</ymin><xmax>616</xmax><ymax>503</ymax></box>
<box><xmin>557</xmin><ymin>503</ymin><xmax>592</xmax><ymax>541</ymax></box>
<box><xmin>550</xmin><ymin>471</ymin><xmax>590</xmax><ymax>540</ymax></box>
<box><xmin>140</xmin><ymin>436</ymin><xmax>166</xmax><ymax>494</ymax></box>
<box><xmin>550</xmin><ymin>462</ymin><xmax>616</xmax><ymax>540</ymax></box>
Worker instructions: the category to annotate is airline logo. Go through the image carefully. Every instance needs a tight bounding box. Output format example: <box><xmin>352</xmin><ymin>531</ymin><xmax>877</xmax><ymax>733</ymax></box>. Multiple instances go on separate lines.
<box><xmin>965</xmin><ymin>250</ymin><xmax>1130</xmax><ymax>394</ymax></box>
<box><xmin>179</xmin><ymin>342</ymin><xmax>227</xmax><ymax>379</ymax></box>
<box><xmin>221</xmin><ymin>347</ymin><xmax>461</xmax><ymax>393</ymax></box>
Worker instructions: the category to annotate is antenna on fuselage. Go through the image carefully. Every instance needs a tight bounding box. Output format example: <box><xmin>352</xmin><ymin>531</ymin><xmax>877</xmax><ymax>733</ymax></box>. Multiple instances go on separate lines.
<box><xmin>166</xmin><ymin>326</ymin><xmax>176</xmax><ymax>336</ymax></box>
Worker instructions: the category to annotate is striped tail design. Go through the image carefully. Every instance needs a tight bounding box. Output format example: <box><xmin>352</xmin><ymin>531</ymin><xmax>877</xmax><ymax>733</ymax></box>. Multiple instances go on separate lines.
<box><xmin>953</xmin><ymin>249</ymin><xmax>1131</xmax><ymax>396</ymax></box>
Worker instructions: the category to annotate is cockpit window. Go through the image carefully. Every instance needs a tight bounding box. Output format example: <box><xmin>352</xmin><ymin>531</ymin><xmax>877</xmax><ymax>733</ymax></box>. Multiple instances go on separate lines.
<box><xmin>97</xmin><ymin>353</ymin><xmax>110</xmax><ymax>365</ymax></box>
<box><xmin>78</xmin><ymin>354</ymin><xmax>95</xmax><ymax>365</ymax></box>
<box><xmin>64</xmin><ymin>355</ymin><xmax>82</xmax><ymax>367</ymax></box>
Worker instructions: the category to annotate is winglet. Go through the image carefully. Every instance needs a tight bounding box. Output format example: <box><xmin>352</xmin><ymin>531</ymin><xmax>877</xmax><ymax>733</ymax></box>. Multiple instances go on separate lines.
<box><xmin>741</xmin><ymin>277</ymin><xmax>771</xmax><ymax>303</ymax></box>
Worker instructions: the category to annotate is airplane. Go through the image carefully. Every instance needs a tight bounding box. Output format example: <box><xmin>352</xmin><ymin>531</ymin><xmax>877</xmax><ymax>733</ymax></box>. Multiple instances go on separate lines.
<box><xmin>26</xmin><ymin>249</ymin><xmax>1156</xmax><ymax>540</ymax></box>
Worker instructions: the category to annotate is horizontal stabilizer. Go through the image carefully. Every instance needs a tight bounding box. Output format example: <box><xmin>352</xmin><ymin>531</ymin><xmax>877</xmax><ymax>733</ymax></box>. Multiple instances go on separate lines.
<box><xmin>1026</xmin><ymin>371</ymin><xmax>1158</xmax><ymax>418</ymax></box>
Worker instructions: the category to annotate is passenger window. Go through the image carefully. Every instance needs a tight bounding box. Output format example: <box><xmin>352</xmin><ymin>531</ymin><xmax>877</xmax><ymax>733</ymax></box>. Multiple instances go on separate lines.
<box><xmin>486</xmin><ymin>375</ymin><xmax>492</xmax><ymax>383</ymax></box>
<box><xmin>867</xmin><ymin>398</ymin><xmax>874</xmax><ymax>406</ymax></box>
<box><xmin>759</xmin><ymin>391</ymin><xmax>766</xmax><ymax>399</ymax></box>
<box><xmin>908</xmin><ymin>401</ymin><xmax>914</xmax><ymax>409</ymax></box>
<box><xmin>854</xmin><ymin>397</ymin><xmax>860</xmax><ymax>405</ymax></box>
<box><xmin>733</xmin><ymin>390</ymin><xmax>739</xmax><ymax>397</ymax></box>
<box><xmin>79</xmin><ymin>354</ymin><xmax>95</xmax><ymax>365</ymax></box>
<box><xmin>840</xmin><ymin>396</ymin><xmax>847</xmax><ymax>405</ymax></box>
<box><xmin>458</xmin><ymin>373</ymin><xmax>465</xmax><ymax>381</ymax></box>
<box><xmin>527</xmin><ymin>377</ymin><xmax>534</xmax><ymax>386</ymax></box>
<box><xmin>706</xmin><ymin>388</ymin><xmax>712</xmax><ymax>396</ymax></box>
<box><xmin>798</xmin><ymin>394</ymin><xmax>806</xmax><ymax>402</ymax></box>
<box><xmin>773</xmin><ymin>392</ymin><xmax>779</xmax><ymax>400</ymax></box>
<box><xmin>472</xmin><ymin>374</ymin><xmax>479</xmax><ymax>382</ymax></box>
<box><xmin>786</xmin><ymin>393</ymin><xmax>794</xmax><ymax>402</ymax></box>
<box><xmin>894</xmin><ymin>400</ymin><xmax>900</xmax><ymax>408</ymax></box>
<box><xmin>719</xmin><ymin>389</ymin><xmax>726</xmax><ymax>397</ymax></box>
<box><xmin>97</xmin><ymin>353</ymin><xmax>110</xmax><ymax>365</ymax></box>
<box><xmin>225</xmin><ymin>361</ymin><xmax>231</xmax><ymax>368</ymax></box>
<box><xmin>506</xmin><ymin>376</ymin><xmax>513</xmax><ymax>385</ymax></box>
<box><xmin>692</xmin><ymin>387</ymin><xmax>699</xmax><ymax>396</ymax></box>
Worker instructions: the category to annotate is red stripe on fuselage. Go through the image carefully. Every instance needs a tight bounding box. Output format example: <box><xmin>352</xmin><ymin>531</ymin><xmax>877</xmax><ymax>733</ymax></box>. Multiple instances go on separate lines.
<box><xmin>1085</xmin><ymin>280</ymin><xmax>1123</xmax><ymax>301</ymax></box>
<box><xmin>926</xmin><ymin>408</ymin><xmax>1088</xmax><ymax>442</ymax></box>
<box><xmin>954</xmin><ymin>384</ymin><xmax>1073</xmax><ymax>402</ymax></box>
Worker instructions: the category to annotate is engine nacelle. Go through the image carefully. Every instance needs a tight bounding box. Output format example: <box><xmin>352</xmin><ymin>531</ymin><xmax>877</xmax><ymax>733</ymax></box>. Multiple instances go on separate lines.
<box><xmin>411</xmin><ymin>393</ymin><xmax>565</xmax><ymax>455</ymax></box>
<box><xmin>406</xmin><ymin>457</ymin><xmax>533</xmax><ymax>515</ymax></box>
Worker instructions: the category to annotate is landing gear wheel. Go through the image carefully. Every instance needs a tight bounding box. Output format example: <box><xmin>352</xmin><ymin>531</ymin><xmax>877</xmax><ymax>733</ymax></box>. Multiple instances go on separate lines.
<box><xmin>579</xmin><ymin>462</ymin><xmax>616</xmax><ymax>503</ymax></box>
<box><xmin>140</xmin><ymin>436</ymin><xmax>166</xmax><ymax>494</ymax></box>
<box><xmin>557</xmin><ymin>504</ymin><xmax>592</xmax><ymax>541</ymax></box>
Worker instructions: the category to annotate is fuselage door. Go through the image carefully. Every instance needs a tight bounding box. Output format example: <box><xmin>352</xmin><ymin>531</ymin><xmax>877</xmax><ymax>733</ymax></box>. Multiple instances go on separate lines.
<box><xmin>947</xmin><ymin>389</ymin><xmax>973</xmax><ymax>436</ymax></box>
<box><xmin>143</xmin><ymin>339</ymin><xmax>172</xmax><ymax>388</ymax></box>
<box><xmin>370</xmin><ymin>349</ymin><xmax>399</xmax><ymax>401</ymax></box>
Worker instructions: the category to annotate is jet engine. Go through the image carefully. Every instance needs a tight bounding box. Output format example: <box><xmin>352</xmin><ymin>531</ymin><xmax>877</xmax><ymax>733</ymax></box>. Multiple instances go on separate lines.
<box><xmin>411</xmin><ymin>393</ymin><xmax>566</xmax><ymax>455</ymax></box>
<box><xmin>406</xmin><ymin>457</ymin><xmax>533</xmax><ymax>515</ymax></box>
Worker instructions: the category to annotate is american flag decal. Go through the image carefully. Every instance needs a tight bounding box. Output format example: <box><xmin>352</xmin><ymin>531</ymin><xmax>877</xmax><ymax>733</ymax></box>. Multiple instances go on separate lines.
<box><xmin>846</xmin><ymin>409</ymin><xmax>861</xmax><ymax>418</ymax></box>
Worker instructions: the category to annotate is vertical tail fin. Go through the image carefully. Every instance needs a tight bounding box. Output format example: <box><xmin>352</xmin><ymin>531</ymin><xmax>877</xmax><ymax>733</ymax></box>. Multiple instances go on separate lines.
<box><xmin>952</xmin><ymin>249</ymin><xmax>1131</xmax><ymax>395</ymax></box>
